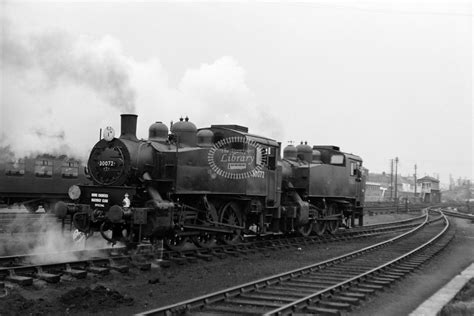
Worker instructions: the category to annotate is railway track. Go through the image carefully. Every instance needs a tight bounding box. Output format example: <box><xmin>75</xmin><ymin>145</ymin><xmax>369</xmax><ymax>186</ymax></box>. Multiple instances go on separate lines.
<box><xmin>441</xmin><ymin>209</ymin><xmax>474</xmax><ymax>221</ymax></box>
<box><xmin>0</xmin><ymin>213</ymin><xmax>428</xmax><ymax>286</ymax></box>
<box><xmin>137</xmin><ymin>209</ymin><xmax>452</xmax><ymax>315</ymax></box>
<box><xmin>0</xmin><ymin>204</ymin><xmax>430</xmax><ymax>235</ymax></box>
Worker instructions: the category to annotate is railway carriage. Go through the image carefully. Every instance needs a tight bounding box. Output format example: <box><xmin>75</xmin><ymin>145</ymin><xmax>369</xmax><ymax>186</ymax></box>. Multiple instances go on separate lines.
<box><xmin>0</xmin><ymin>155</ymin><xmax>87</xmax><ymax>212</ymax></box>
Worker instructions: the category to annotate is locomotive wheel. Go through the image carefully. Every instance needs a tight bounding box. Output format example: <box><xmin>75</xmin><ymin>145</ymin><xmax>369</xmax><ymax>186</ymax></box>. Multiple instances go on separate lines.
<box><xmin>218</xmin><ymin>201</ymin><xmax>244</xmax><ymax>245</ymax></box>
<box><xmin>192</xmin><ymin>201</ymin><xmax>219</xmax><ymax>248</ymax></box>
<box><xmin>297</xmin><ymin>221</ymin><xmax>313</xmax><ymax>237</ymax></box>
<box><xmin>312</xmin><ymin>220</ymin><xmax>326</xmax><ymax>236</ymax></box>
<box><xmin>326</xmin><ymin>203</ymin><xmax>340</xmax><ymax>234</ymax></box>
<box><xmin>163</xmin><ymin>235</ymin><xmax>195</xmax><ymax>251</ymax></box>
<box><xmin>310</xmin><ymin>205</ymin><xmax>326</xmax><ymax>236</ymax></box>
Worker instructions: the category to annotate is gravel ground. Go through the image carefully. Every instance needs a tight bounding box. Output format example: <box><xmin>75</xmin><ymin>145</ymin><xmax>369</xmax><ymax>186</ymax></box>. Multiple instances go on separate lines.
<box><xmin>1</xmin><ymin>212</ymin><xmax>471</xmax><ymax>315</ymax></box>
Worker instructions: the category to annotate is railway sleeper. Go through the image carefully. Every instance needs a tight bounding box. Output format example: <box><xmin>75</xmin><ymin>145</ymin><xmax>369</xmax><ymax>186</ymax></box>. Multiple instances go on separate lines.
<box><xmin>328</xmin><ymin>295</ymin><xmax>360</xmax><ymax>305</ymax></box>
<box><xmin>326</xmin><ymin>267</ymin><xmax>368</xmax><ymax>273</ymax></box>
<box><xmin>240</xmin><ymin>292</ymin><xmax>296</xmax><ymax>302</ymax></box>
<box><xmin>335</xmin><ymin>291</ymin><xmax>366</xmax><ymax>300</ymax></box>
<box><xmin>64</xmin><ymin>268</ymin><xmax>87</xmax><ymax>279</ymax></box>
<box><xmin>5</xmin><ymin>275</ymin><xmax>33</xmax><ymax>286</ymax></box>
<box><xmin>396</xmin><ymin>263</ymin><xmax>419</xmax><ymax>270</ymax></box>
<box><xmin>386</xmin><ymin>267</ymin><xmax>412</xmax><ymax>274</ymax></box>
<box><xmin>291</xmin><ymin>278</ymin><xmax>338</xmax><ymax>286</ymax></box>
<box><xmin>304</xmin><ymin>305</ymin><xmax>341</xmax><ymax>315</ymax></box>
<box><xmin>369</xmin><ymin>276</ymin><xmax>397</xmax><ymax>283</ymax></box>
<box><xmin>200</xmin><ymin>303</ymin><xmax>270</xmax><ymax>315</ymax></box>
<box><xmin>264</xmin><ymin>286</ymin><xmax>315</xmax><ymax>295</ymax></box>
<box><xmin>189</xmin><ymin>312</ymin><xmax>232</xmax><ymax>316</ymax></box>
<box><xmin>405</xmin><ymin>259</ymin><xmax>428</xmax><ymax>265</ymax></box>
<box><xmin>357</xmin><ymin>283</ymin><xmax>384</xmax><ymax>290</ymax></box>
<box><xmin>282</xmin><ymin>281</ymin><xmax>328</xmax><ymax>290</ymax></box>
<box><xmin>380</xmin><ymin>270</ymin><xmax>405</xmax><ymax>277</ymax></box>
<box><xmin>87</xmin><ymin>266</ymin><xmax>110</xmax><ymax>275</ymax></box>
<box><xmin>110</xmin><ymin>264</ymin><xmax>129</xmax><ymax>273</ymax></box>
<box><xmin>256</xmin><ymin>288</ymin><xmax>308</xmax><ymax>298</ymax></box>
<box><xmin>381</xmin><ymin>273</ymin><xmax>403</xmax><ymax>280</ymax></box>
<box><xmin>227</xmin><ymin>296</ymin><xmax>286</xmax><ymax>307</ymax></box>
<box><xmin>36</xmin><ymin>271</ymin><xmax>60</xmax><ymax>283</ymax></box>
<box><xmin>317</xmin><ymin>300</ymin><xmax>352</xmax><ymax>310</ymax></box>
<box><xmin>364</xmin><ymin>278</ymin><xmax>392</xmax><ymax>286</ymax></box>
<box><xmin>348</xmin><ymin>286</ymin><xmax>376</xmax><ymax>294</ymax></box>
<box><xmin>306</xmin><ymin>276</ymin><xmax>354</xmax><ymax>283</ymax></box>
<box><xmin>303</xmin><ymin>279</ymin><xmax>340</xmax><ymax>287</ymax></box>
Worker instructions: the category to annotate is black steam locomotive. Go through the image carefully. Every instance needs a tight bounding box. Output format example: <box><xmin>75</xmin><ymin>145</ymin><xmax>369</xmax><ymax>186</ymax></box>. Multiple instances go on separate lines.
<box><xmin>55</xmin><ymin>114</ymin><xmax>366</xmax><ymax>249</ymax></box>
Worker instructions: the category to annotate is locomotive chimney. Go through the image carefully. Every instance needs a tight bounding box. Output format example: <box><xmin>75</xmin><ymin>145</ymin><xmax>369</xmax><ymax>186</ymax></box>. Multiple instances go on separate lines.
<box><xmin>120</xmin><ymin>114</ymin><xmax>138</xmax><ymax>141</ymax></box>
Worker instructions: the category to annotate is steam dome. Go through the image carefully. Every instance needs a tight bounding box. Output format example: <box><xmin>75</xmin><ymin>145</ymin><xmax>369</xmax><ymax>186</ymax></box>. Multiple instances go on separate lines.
<box><xmin>148</xmin><ymin>121</ymin><xmax>168</xmax><ymax>141</ymax></box>
<box><xmin>197</xmin><ymin>129</ymin><xmax>214</xmax><ymax>147</ymax></box>
<box><xmin>170</xmin><ymin>117</ymin><xmax>197</xmax><ymax>146</ymax></box>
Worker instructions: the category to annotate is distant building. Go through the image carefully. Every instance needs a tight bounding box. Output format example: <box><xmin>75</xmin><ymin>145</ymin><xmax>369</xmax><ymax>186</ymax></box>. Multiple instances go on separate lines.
<box><xmin>364</xmin><ymin>171</ymin><xmax>451</xmax><ymax>203</ymax></box>
<box><xmin>417</xmin><ymin>176</ymin><xmax>441</xmax><ymax>203</ymax></box>
<box><xmin>442</xmin><ymin>178</ymin><xmax>472</xmax><ymax>202</ymax></box>
<box><xmin>365</xmin><ymin>182</ymin><xmax>385</xmax><ymax>202</ymax></box>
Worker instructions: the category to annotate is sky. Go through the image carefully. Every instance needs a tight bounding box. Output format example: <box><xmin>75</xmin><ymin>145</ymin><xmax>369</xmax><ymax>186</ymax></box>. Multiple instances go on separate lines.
<box><xmin>0</xmin><ymin>0</ymin><xmax>472</xmax><ymax>185</ymax></box>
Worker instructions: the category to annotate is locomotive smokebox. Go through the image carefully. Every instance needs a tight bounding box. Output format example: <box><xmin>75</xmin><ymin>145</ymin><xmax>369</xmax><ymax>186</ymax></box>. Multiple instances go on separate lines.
<box><xmin>120</xmin><ymin>114</ymin><xmax>138</xmax><ymax>141</ymax></box>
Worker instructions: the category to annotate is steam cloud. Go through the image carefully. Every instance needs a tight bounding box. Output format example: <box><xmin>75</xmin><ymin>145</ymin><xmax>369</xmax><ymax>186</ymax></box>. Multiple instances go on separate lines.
<box><xmin>1</xmin><ymin>24</ymin><xmax>136</xmax><ymax>113</ymax></box>
<box><xmin>1</xmin><ymin>19</ymin><xmax>283</xmax><ymax>162</ymax></box>
<box><xmin>0</xmin><ymin>213</ymin><xmax>112</xmax><ymax>263</ymax></box>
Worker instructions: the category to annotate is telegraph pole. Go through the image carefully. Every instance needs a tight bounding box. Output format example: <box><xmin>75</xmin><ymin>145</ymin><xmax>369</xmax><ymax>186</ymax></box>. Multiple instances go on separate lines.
<box><xmin>390</xmin><ymin>159</ymin><xmax>394</xmax><ymax>201</ymax></box>
<box><xmin>394</xmin><ymin>157</ymin><xmax>399</xmax><ymax>208</ymax></box>
<box><xmin>414</xmin><ymin>164</ymin><xmax>417</xmax><ymax>199</ymax></box>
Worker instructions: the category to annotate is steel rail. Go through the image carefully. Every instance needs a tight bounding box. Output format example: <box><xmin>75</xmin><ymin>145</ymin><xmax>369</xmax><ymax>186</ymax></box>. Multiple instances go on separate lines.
<box><xmin>150</xmin><ymin>215</ymin><xmax>429</xmax><ymax>267</ymax></box>
<box><xmin>266</xmin><ymin>210</ymin><xmax>449</xmax><ymax>315</ymax></box>
<box><xmin>0</xmin><ymin>212</ymin><xmax>431</xmax><ymax>286</ymax></box>
<box><xmin>442</xmin><ymin>209</ymin><xmax>474</xmax><ymax>220</ymax></box>
<box><xmin>136</xmin><ymin>210</ymin><xmax>446</xmax><ymax>316</ymax></box>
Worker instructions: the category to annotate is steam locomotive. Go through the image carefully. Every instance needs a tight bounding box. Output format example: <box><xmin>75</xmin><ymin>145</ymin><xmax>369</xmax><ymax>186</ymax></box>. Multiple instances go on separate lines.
<box><xmin>55</xmin><ymin>114</ymin><xmax>366</xmax><ymax>250</ymax></box>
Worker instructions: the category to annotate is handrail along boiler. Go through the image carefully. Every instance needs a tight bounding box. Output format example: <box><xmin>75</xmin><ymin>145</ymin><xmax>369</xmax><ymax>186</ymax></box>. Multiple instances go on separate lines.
<box><xmin>55</xmin><ymin>114</ymin><xmax>366</xmax><ymax>249</ymax></box>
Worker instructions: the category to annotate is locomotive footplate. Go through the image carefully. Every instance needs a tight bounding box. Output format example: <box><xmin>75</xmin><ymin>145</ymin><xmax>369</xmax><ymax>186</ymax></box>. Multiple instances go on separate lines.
<box><xmin>318</xmin><ymin>214</ymin><xmax>343</xmax><ymax>221</ymax></box>
<box><xmin>182</xmin><ymin>224</ymin><xmax>240</xmax><ymax>234</ymax></box>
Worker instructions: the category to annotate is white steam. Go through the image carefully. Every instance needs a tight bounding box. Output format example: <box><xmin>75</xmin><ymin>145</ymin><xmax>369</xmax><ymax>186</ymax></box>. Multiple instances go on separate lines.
<box><xmin>177</xmin><ymin>57</ymin><xmax>282</xmax><ymax>139</ymax></box>
<box><xmin>1</xmin><ymin>19</ymin><xmax>283</xmax><ymax>162</ymax></box>
<box><xmin>0</xmin><ymin>213</ymin><xmax>111</xmax><ymax>263</ymax></box>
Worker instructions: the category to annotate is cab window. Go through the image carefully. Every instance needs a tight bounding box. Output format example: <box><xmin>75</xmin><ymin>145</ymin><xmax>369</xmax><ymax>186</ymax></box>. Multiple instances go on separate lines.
<box><xmin>350</xmin><ymin>161</ymin><xmax>357</xmax><ymax>176</ymax></box>
<box><xmin>259</xmin><ymin>146</ymin><xmax>276</xmax><ymax>170</ymax></box>
<box><xmin>330</xmin><ymin>154</ymin><xmax>345</xmax><ymax>165</ymax></box>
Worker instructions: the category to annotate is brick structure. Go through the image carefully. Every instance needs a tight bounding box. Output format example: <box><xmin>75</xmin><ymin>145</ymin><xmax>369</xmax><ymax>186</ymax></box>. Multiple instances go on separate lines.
<box><xmin>417</xmin><ymin>176</ymin><xmax>441</xmax><ymax>203</ymax></box>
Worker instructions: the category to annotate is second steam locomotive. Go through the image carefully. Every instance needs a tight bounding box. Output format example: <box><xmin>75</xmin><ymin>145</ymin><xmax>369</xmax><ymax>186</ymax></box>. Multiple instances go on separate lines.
<box><xmin>56</xmin><ymin>114</ymin><xmax>366</xmax><ymax>249</ymax></box>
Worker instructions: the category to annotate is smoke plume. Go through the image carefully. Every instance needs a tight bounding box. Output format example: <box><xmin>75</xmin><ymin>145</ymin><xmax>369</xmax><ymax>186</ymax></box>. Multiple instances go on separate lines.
<box><xmin>1</xmin><ymin>23</ymin><xmax>136</xmax><ymax>113</ymax></box>
<box><xmin>1</xmin><ymin>19</ymin><xmax>284</xmax><ymax>163</ymax></box>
